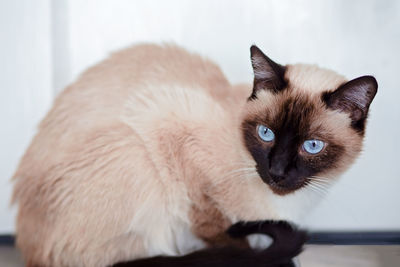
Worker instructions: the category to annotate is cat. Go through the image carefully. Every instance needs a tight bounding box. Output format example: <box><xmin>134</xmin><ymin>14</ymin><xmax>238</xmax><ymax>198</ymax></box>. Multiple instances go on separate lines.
<box><xmin>11</xmin><ymin>44</ymin><xmax>377</xmax><ymax>267</ymax></box>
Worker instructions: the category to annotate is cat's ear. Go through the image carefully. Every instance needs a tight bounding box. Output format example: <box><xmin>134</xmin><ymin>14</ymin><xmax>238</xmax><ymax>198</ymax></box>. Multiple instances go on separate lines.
<box><xmin>249</xmin><ymin>45</ymin><xmax>287</xmax><ymax>99</ymax></box>
<box><xmin>323</xmin><ymin>75</ymin><xmax>378</xmax><ymax>132</ymax></box>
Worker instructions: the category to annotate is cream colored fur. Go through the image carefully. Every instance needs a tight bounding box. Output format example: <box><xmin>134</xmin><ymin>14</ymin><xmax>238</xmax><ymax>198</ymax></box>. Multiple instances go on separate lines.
<box><xmin>12</xmin><ymin>44</ymin><xmax>360</xmax><ymax>267</ymax></box>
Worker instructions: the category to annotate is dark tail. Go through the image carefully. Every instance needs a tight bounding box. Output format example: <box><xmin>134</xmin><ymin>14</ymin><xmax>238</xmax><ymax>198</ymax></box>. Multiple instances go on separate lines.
<box><xmin>227</xmin><ymin>220</ymin><xmax>308</xmax><ymax>262</ymax></box>
<box><xmin>112</xmin><ymin>220</ymin><xmax>308</xmax><ymax>267</ymax></box>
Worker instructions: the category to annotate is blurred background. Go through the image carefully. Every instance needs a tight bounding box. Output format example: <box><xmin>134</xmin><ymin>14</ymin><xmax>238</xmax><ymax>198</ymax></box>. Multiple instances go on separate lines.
<box><xmin>1</xmin><ymin>0</ymin><xmax>399</xmax><ymax>236</ymax></box>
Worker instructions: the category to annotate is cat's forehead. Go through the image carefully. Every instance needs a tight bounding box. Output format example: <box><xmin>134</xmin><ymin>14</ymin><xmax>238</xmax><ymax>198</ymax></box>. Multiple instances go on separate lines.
<box><xmin>244</xmin><ymin>64</ymin><xmax>349</xmax><ymax>130</ymax></box>
<box><xmin>249</xmin><ymin>91</ymin><xmax>321</xmax><ymax>130</ymax></box>
<box><xmin>285</xmin><ymin>64</ymin><xmax>347</xmax><ymax>95</ymax></box>
<box><xmin>271</xmin><ymin>94</ymin><xmax>320</xmax><ymax>133</ymax></box>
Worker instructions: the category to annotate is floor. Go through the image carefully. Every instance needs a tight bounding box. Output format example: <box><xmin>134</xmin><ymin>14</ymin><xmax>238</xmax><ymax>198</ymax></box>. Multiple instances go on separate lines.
<box><xmin>1</xmin><ymin>245</ymin><xmax>399</xmax><ymax>266</ymax></box>
<box><xmin>300</xmin><ymin>245</ymin><xmax>400</xmax><ymax>267</ymax></box>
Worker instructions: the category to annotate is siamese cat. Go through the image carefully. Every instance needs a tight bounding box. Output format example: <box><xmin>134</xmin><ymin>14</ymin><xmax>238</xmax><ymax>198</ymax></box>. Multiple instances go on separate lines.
<box><xmin>12</xmin><ymin>44</ymin><xmax>377</xmax><ymax>267</ymax></box>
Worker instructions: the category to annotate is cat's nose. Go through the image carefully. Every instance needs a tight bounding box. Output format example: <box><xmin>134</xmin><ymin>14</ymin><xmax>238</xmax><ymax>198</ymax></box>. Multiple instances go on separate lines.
<box><xmin>269</xmin><ymin>164</ymin><xmax>286</xmax><ymax>183</ymax></box>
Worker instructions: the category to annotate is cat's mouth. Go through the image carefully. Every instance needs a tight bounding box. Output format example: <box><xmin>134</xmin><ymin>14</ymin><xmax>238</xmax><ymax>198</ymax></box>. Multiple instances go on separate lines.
<box><xmin>254</xmin><ymin>163</ymin><xmax>309</xmax><ymax>195</ymax></box>
<box><xmin>263</xmin><ymin>176</ymin><xmax>306</xmax><ymax>196</ymax></box>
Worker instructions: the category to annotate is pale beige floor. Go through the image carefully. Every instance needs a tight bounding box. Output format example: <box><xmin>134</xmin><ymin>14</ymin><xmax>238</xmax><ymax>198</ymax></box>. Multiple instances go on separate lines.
<box><xmin>300</xmin><ymin>245</ymin><xmax>400</xmax><ymax>267</ymax></box>
<box><xmin>0</xmin><ymin>245</ymin><xmax>399</xmax><ymax>267</ymax></box>
<box><xmin>0</xmin><ymin>246</ymin><xmax>23</xmax><ymax>267</ymax></box>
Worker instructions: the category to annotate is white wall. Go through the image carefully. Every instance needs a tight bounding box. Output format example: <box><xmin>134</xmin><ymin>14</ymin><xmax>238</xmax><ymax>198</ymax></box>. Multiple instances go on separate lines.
<box><xmin>1</xmin><ymin>0</ymin><xmax>399</xmax><ymax>233</ymax></box>
<box><xmin>0</xmin><ymin>0</ymin><xmax>53</xmax><ymax>233</ymax></box>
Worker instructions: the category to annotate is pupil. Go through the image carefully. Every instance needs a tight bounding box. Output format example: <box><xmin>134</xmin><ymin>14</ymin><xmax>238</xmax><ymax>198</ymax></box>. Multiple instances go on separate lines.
<box><xmin>264</xmin><ymin>128</ymin><xmax>268</xmax><ymax>134</ymax></box>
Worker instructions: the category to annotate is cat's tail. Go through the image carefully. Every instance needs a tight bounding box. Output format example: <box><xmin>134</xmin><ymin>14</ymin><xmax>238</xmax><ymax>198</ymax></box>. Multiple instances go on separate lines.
<box><xmin>227</xmin><ymin>220</ymin><xmax>309</xmax><ymax>262</ymax></box>
<box><xmin>112</xmin><ymin>220</ymin><xmax>308</xmax><ymax>267</ymax></box>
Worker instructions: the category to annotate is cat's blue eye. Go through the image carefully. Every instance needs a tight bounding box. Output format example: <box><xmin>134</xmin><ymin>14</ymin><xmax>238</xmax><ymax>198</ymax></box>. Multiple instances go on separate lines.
<box><xmin>303</xmin><ymin>140</ymin><xmax>325</xmax><ymax>154</ymax></box>
<box><xmin>257</xmin><ymin>125</ymin><xmax>275</xmax><ymax>142</ymax></box>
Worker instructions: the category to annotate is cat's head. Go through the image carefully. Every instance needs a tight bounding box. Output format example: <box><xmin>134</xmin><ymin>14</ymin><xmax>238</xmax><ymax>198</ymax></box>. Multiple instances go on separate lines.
<box><xmin>242</xmin><ymin>45</ymin><xmax>377</xmax><ymax>195</ymax></box>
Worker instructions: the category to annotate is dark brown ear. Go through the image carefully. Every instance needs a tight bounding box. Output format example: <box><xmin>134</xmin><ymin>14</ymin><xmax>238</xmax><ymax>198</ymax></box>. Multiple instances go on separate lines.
<box><xmin>249</xmin><ymin>45</ymin><xmax>287</xmax><ymax>99</ymax></box>
<box><xmin>323</xmin><ymin>75</ymin><xmax>378</xmax><ymax>133</ymax></box>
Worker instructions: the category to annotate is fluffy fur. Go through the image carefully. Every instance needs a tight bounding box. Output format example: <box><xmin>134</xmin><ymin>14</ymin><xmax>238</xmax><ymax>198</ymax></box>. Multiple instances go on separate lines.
<box><xmin>12</xmin><ymin>44</ymin><xmax>375</xmax><ymax>266</ymax></box>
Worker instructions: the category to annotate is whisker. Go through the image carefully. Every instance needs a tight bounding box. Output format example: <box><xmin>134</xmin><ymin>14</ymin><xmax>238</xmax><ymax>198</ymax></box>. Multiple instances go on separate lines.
<box><xmin>310</xmin><ymin>178</ymin><xmax>331</xmax><ymax>184</ymax></box>
<box><xmin>309</xmin><ymin>176</ymin><xmax>331</xmax><ymax>181</ymax></box>
<box><xmin>227</xmin><ymin>167</ymin><xmax>257</xmax><ymax>175</ymax></box>
<box><xmin>310</xmin><ymin>179</ymin><xmax>330</xmax><ymax>190</ymax></box>
<box><xmin>307</xmin><ymin>177</ymin><xmax>330</xmax><ymax>185</ymax></box>
<box><xmin>244</xmin><ymin>173</ymin><xmax>261</xmax><ymax>179</ymax></box>
<box><xmin>216</xmin><ymin>167</ymin><xmax>258</xmax><ymax>184</ymax></box>
<box><xmin>310</xmin><ymin>175</ymin><xmax>333</xmax><ymax>182</ymax></box>
<box><xmin>306</xmin><ymin>183</ymin><xmax>327</xmax><ymax>196</ymax></box>
<box><xmin>311</xmin><ymin>184</ymin><xmax>329</xmax><ymax>194</ymax></box>
<box><xmin>308</xmin><ymin>176</ymin><xmax>334</xmax><ymax>187</ymax></box>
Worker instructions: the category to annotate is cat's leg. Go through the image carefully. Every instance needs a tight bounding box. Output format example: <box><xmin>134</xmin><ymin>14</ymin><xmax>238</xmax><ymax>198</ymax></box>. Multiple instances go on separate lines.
<box><xmin>112</xmin><ymin>220</ymin><xmax>307</xmax><ymax>267</ymax></box>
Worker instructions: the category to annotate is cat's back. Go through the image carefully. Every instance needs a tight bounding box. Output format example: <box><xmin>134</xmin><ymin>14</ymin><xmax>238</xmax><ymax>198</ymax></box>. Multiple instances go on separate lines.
<box><xmin>11</xmin><ymin>44</ymin><xmax>236</xmax><ymax>266</ymax></box>
<box><xmin>69</xmin><ymin>43</ymin><xmax>232</xmax><ymax>109</ymax></box>
<box><xmin>16</xmin><ymin>44</ymin><xmax>233</xmax><ymax>170</ymax></box>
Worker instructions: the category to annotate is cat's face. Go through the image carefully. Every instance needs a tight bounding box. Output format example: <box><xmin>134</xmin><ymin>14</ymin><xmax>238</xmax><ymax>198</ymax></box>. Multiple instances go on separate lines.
<box><xmin>242</xmin><ymin>46</ymin><xmax>377</xmax><ymax>195</ymax></box>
